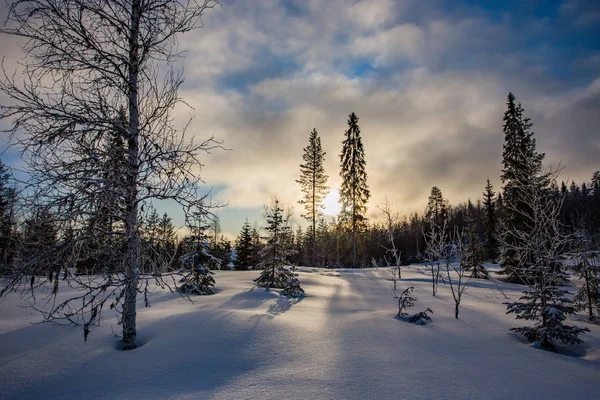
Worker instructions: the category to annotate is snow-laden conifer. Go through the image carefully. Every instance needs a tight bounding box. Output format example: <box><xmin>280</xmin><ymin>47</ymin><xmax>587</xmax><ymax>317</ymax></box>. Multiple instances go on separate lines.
<box><xmin>177</xmin><ymin>209</ymin><xmax>220</xmax><ymax>296</ymax></box>
<box><xmin>503</xmin><ymin>166</ymin><xmax>589</xmax><ymax>350</ymax></box>
<box><xmin>282</xmin><ymin>265</ymin><xmax>304</xmax><ymax>297</ymax></box>
<box><xmin>339</xmin><ymin>112</ymin><xmax>370</xmax><ymax>268</ymax></box>
<box><xmin>254</xmin><ymin>199</ymin><xmax>295</xmax><ymax>289</ymax></box>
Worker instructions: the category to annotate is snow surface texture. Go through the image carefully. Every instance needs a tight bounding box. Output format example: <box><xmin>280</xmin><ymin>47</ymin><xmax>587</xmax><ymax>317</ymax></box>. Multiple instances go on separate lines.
<box><xmin>0</xmin><ymin>265</ymin><xmax>599</xmax><ymax>400</ymax></box>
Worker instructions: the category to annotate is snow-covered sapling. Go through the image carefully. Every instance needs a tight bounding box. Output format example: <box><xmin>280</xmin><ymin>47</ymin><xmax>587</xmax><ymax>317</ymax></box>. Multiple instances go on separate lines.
<box><xmin>446</xmin><ymin>229</ymin><xmax>472</xmax><ymax>319</ymax></box>
<box><xmin>378</xmin><ymin>200</ymin><xmax>402</xmax><ymax>282</ymax></box>
<box><xmin>178</xmin><ymin>265</ymin><xmax>215</xmax><ymax>295</ymax></box>
<box><xmin>408</xmin><ymin>308</ymin><xmax>433</xmax><ymax>325</ymax></box>
<box><xmin>282</xmin><ymin>265</ymin><xmax>305</xmax><ymax>297</ymax></box>
<box><xmin>177</xmin><ymin>211</ymin><xmax>220</xmax><ymax>296</ymax></box>
<box><xmin>395</xmin><ymin>286</ymin><xmax>434</xmax><ymax>325</ymax></box>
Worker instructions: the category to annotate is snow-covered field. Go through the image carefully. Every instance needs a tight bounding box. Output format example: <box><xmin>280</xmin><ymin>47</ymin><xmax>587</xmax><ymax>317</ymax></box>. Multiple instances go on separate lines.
<box><xmin>1</xmin><ymin>265</ymin><xmax>599</xmax><ymax>400</ymax></box>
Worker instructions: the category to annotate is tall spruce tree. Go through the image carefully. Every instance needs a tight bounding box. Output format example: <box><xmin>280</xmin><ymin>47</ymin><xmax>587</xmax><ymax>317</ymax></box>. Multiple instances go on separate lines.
<box><xmin>499</xmin><ymin>93</ymin><xmax>546</xmax><ymax>283</ymax></box>
<box><xmin>482</xmin><ymin>179</ymin><xmax>500</xmax><ymax>262</ymax></box>
<box><xmin>339</xmin><ymin>112</ymin><xmax>370</xmax><ymax>268</ymax></box>
<box><xmin>297</xmin><ymin>128</ymin><xmax>329</xmax><ymax>267</ymax></box>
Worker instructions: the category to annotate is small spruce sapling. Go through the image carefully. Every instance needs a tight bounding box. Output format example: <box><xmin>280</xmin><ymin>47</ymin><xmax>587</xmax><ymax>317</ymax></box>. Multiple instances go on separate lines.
<box><xmin>282</xmin><ymin>265</ymin><xmax>305</xmax><ymax>297</ymax></box>
<box><xmin>254</xmin><ymin>199</ymin><xmax>296</xmax><ymax>289</ymax></box>
<box><xmin>177</xmin><ymin>209</ymin><xmax>220</xmax><ymax>296</ymax></box>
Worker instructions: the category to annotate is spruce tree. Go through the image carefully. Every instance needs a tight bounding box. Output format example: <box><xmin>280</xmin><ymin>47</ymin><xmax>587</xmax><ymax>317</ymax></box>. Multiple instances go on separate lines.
<box><xmin>254</xmin><ymin>199</ymin><xmax>295</xmax><ymax>289</ymax></box>
<box><xmin>282</xmin><ymin>265</ymin><xmax>305</xmax><ymax>297</ymax></box>
<box><xmin>177</xmin><ymin>209</ymin><xmax>219</xmax><ymax>295</ymax></box>
<box><xmin>235</xmin><ymin>220</ymin><xmax>254</xmax><ymax>271</ymax></box>
<box><xmin>339</xmin><ymin>112</ymin><xmax>370</xmax><ymax>268</ymax></box>
<box><xmin>157</xmin><ymin>213</ymin><xmax>176</xmax><ymax>262</ymax></box>
<box><xmin>499</xmin><ymin>93</ymin><xmax>546</xmax><ymax>283</ymax></box>
<box><xmin>464</xmin><ymin>213</ymin><xmax>488</xmax><ymax>279</ymax></box>
<box><xmin>297</xmin><ymin>128</ymin><xmax>329</xmax><ymax>267</ymax></box>
<box><xmin>590</xmin><ymin>171</ymin><xmax>600</xmax><ymax>239</ymax></box>
<box><xmin>21</xmin><ymin>207</ymin><xmax>59</xmax><ymax>278</ymax></box>
<box><xmin>0</xmin><ymin>160</ymin><xmax>16</xmax><ymax>270</ymax></box>
<box><xmin>250</xmin><ymin>225</ymin><xmax>262</xmax><ymax>268</ymax></box>
<box><xmin>214</xmin><ymin>237</ymin><xmax>233</xmax><ymax>270</ymax></box>
<box><xmin>503</xmin><ymin>165</ymin><xmax>588</xmax><ymax>350</ymax></box>
<box><xmin>482</xmin><ymin>179</ymin><xmax>500</xmax><ymax>262</ymax></box>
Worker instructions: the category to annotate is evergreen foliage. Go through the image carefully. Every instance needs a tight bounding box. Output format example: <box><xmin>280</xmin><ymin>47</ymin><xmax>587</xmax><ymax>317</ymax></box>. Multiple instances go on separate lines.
<box><xmin>0</xmin><ymin>160</ymin><xmax>17</xmax><ymax>270</ymax></box>
<box><xmin>506</xmin><ymin>277</ymin><xmax>589</xmax><ymax>351</ymax></box>
<box><xmin>235</xmin><ymin>220</ymin><xmax>254</xmax><ymax>270</ymax></box>
<box><xmin>21</xmin><ymin>207</ymin><xmax>59</xmax><ymax>277</ymax></box>
<box><xmin>503</xmin><ymin>166</ymin><xmax>589</xmax><ymax>350</ymax></box>
<box><xmin>177</xmin><ymin>209</ymin><xmax>220</xmax><ymax>295</ymax></box>
<box><xmin>339</xmin><ymin>112</ymin><xmax>370</xmax><ymax>267</ymax></box>
<box><xmin>213</xmin><ymin>237</ymin><xmax>233</xmax><ymax>270</ymax></box>
<box><xmin>573</xmin><ymin>244</ymin><xmax>600</xmax><ymax>321</ymax></box>
<box><xmin>483</xmin><ymin>179</ymin><xmax>500</xmax><ymax>262</ymax></box>
<box><xmin>282</xmin><ymin>265</ymin><xmax>304</xmax><ymax>297</ymax></box>
<box><xmin>425</xmin><ymin>186</ymin><xmax>448</xmax><ymax>228</ymax></box>
<box><xmin>464</xmin><ymin>211</ymin><xmax>488</xmax><ymax>279</ymax></box>
<box><xmin>254</xmin><ymin>199</ymin><xmax>295</xmax><ymax>289</ymax></box>
<box><xmin>499</xmin><ymin>93</ymin><xmax>546</xmax><ymax>283</ymax></box>
<box><xmin>297</xmin><ymin>128</ymin><xmax>329</xmax><ymax>267</ymax></box>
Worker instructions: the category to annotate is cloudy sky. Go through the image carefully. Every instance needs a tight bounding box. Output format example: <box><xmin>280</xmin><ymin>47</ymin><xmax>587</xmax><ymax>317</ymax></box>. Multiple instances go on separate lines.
<box><xmin>2</xmin><ymin>0</ymin><xmax>600</xmax><ymax>239</ymax></box>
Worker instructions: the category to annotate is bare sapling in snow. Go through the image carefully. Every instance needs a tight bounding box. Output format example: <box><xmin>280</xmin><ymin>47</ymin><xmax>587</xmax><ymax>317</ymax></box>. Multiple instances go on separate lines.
<box><xmin>0</xmin><ymin>0</ymin><xmax>221</xmax><ymax>350</ymax></box>
<box><xmin>396</xmin><ymin>286</ymin><xmax>417</xmax><ymax>317</ymax></box>
<box><xmin>378</xmin><ymin>200</ymin><xmax>402</xmax><ymax>291</ymax></box>
<box><xmin>395</xmin><ymin>286</ymin><xmax>434</xmax><ymax>325</ymax></box>
<box><xmin>445</xmin><ymin>229</ymin><xmax>472</xmax><ymax>319</ymax></box>
<box><xmin>390</xmin><ymin>261</ymin><xmax>400</xmax><ymax>293</ymax></box>
<box><xmin>254</xmin><ymin>199</ymin><xmax>296</xmax><ymax>290</ymax></box>
<box><xmin>503</xmin><ymin>165</ymin><xmax>589</xmax><ymax>351</ymax></box>
<box><xmin>423</xmin><ymin>219</ymin><xmax>448</xmax><ymax>296</ymax></box>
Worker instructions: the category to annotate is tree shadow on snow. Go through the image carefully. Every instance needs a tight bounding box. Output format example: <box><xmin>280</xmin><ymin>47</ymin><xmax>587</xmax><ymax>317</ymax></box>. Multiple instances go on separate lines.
<box><xmin>219</xmin><ymin>287</ymin><xmax>279</xmax><ymax>310</ymax></box>
<box><xmin>267</xmin><ymin>295</ymin><xmax>304</xmax><ymax>316</ymax></box>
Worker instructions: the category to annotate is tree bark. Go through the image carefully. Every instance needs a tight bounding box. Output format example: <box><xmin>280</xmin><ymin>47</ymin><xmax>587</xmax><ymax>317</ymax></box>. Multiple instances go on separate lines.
<box><xmin>122</xmin><ymin>0</ymin><xmax>142</xmax><ymax>351</ymax></box>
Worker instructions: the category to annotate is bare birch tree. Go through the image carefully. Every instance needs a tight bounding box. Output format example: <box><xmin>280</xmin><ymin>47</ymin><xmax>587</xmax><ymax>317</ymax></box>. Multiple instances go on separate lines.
<box><xmin>423</xmin><ymin>219</ymin><xmax>447</xmax><ymax>296</ymax></box>
<box><xmin>445</xmin><ymin>229</ymin><xmax>472</xmax><ymax>319</ymax></box>
<box><xmin>0</xmin><ymin>0</ymin><xmax>220</xmax><ymax>350</ymax></box>
<box><xmin>378</xmin><ymin>199</ymin><xmax>402</xmax><ymax>286</ymax></box>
